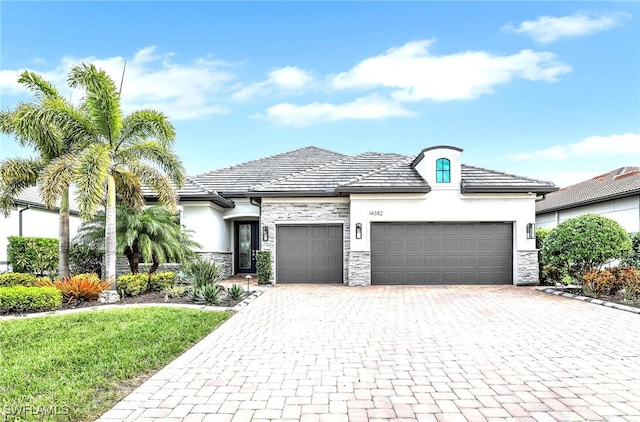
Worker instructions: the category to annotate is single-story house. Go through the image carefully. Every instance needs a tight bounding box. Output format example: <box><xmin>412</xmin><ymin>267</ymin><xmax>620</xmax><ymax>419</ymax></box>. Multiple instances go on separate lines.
<box><xmin>158</xmin><ymin>145</ymin><xmax>557</xmax><ymax>286</ymax></box>
<box><xmin>536</xmin><ymin>166</ymin><xmax>640</xmax><ymax>233</ymax></box>
<box><xmin>0</xmin><ymin>186</ymin><xmax>82</xmax><ymax>272</ymax></box>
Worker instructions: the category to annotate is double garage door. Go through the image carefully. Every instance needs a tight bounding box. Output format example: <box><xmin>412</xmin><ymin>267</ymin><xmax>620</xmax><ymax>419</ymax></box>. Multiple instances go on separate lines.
<box><xmin>275</xmin><ymin>222</ymin><xmax>513</xmax><ymax>285</ymax></box>
<box><xmin>371</xmin><ymin>222</ymin><xmax>513</xmax><ymax>285</ymax></box>
<box><xmin>276</xmin><ymin>225</ymin><xmax>343</xmax><ymax>283</ymax></box>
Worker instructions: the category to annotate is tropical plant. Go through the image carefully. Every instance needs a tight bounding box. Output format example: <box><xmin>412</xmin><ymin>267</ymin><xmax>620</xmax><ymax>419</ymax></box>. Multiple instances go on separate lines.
<box><xmin>6</xmin><ymin>236</ymin><xmax>58</xmax><ymax>276</ymax></box>
<box><xmin>69</xmin><ymin>243</ymin><xmax>103</xmax><ymax>276</ymax></box>
<box><xmin>0</xmin><ymin>71</ymin><xmax>88</xmax><ymax>279</ymax></box>
<box><xmin>192</xmin><ymin>283</ymin><xmax>222</xmax><ymax>306</ymax></box>
<box><xmin>184</xmin><ymin>259</ymin><xmax>220</xmax><ymax>289</ymax></box>
<box><xmin>0</xmin><ymin>272</ymin><xmax>37</xmax><ymax>287</ymax></box>
<box><xmin>74</xmin><ymin>205</ymin><xmax>198</xmax><ymax>274</ymax></box>
<box><xmin>621</xmin><ymin>232</ymin><xmax>640</xmax><ymax>267</ymax></box>
<box><xmin>0</xmin><ymin>286</ymin><xmax>62</xmax><ymax>313</ymax></box>
<box><xmin>35</xmin><ymin>274</ymin><xmax>110</xmax><ymax>303</ymax></box>
<box><xmin>541</xmin><ymin>214</ymin><xmax>632</xmax><ymax>282</ymax></box>
<box><xmin>116</xmin><ymin>273</ymin><xmax>149</xmax><ymax>297</ymax></box>
<box><xmin>256</xmin><ymin>250</ymin><xmax>272</xmax><ymax>284</ymax></box>
<box><xmin>227</xmin><ymin>283</ymin><xmax>245</xmax><ymax>300</ymax></box>
<box><xmin>41</xmin><ymin>63</ymin><xmax>185</xmax><ymax>288</ymax></box>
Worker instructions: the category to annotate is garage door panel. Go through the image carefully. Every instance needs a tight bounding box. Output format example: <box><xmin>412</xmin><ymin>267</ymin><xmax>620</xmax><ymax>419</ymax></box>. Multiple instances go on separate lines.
<box><xmin>277</xmin><ymin>225</ymin><xmax>343</xmax><ymax>283</ymax></box>
<box><xmin>371</xmin><ymin>222</ymin><xmax>513</xmax><ymax>285</ymax></box>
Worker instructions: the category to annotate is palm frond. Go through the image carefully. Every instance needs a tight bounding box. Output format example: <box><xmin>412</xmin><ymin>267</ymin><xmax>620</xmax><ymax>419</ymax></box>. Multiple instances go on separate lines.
<box><xmin>68</xmin><ymin>64</ymin><xmax>122</xmax><ymax>143</ymax></box>
<box><xmin>0</xmin><ymin>158</ymin><xmax>44</xmax><ymax>216</ymax></box>
<box><xmin>118</xmin><ymin>141</ymin><xmax>186</xmax><ymax>188</ymax></box>
<box><xmin>74</xmin><ymin>143</ymin><xmax>110</xmax><ymax>219</ymax></box>
<box><xmin>38</xmin><ymin>155</ymin><xmax>76</xmax><ymax>208</ymax></box>
<box><xmin>119</xmin><ymin>109</ymin><xmax>176</xmax><ymax>149</ymax></box>
<box><xmin>127</xmin><ymin>163</ymin><xmax>178</xmax><ymax>211</ymax></box>
<box><xmin>17</xmin><ymin>71</ymin><xmax>62</xmax><ymax>100</ymax></box>
<box><xmin>112</xmin><ymin>169</ymin><xmax>145</xmax><ymax>209</ymax></box>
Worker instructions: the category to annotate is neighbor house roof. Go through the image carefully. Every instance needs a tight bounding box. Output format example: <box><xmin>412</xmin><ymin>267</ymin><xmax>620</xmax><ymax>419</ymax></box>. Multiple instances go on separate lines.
<box><xmin>14</xmin><ymin>186</ymin><xmax>80</xmax><ymax>214</ymax></box>
<box><xmin>536</xmin><ymin>166</ymin><xmax>640</xmax><ymax>214</ymax></box>
<box><xmin>181</xmin><ymin>145</ymin><xmax>556</xmax><ymax>200</ymax></box>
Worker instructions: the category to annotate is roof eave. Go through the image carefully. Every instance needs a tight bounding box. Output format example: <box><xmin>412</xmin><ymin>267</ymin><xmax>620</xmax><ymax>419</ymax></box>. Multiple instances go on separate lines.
<box><xmin>335</xmin><ymin>186</ymin><xmax>431</xmax><ymax>194</ymax></box>
<box><xmin>536</xmin><ymin>188</ymin><xmax>640</xmax><ymax>214</ymax></box>
<box><xmin>461</xmin><ymin>185</ymin><xmax>559</xmax><ymax>194</ymax></box>
<box><xmin>247</xmin><ymin>190</ymin><xmax>339</xmax><ymax>197</ymax></box>
<box><xmin>145</xmin><ymin>194</ymin><xmax>235</xmax><ymax>209</ymax></box>
<box><xmin>14</xmin><ymin>200</ymin><xmax>81</xmax><ymax>216</ymax></box>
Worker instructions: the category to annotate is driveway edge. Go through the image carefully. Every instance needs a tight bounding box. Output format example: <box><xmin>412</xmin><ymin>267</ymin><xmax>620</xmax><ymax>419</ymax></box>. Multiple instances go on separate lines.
<box><xmin>537</xmin><ymin>287</ymin><xmax>640</xmax><ymax>314</ymax></box>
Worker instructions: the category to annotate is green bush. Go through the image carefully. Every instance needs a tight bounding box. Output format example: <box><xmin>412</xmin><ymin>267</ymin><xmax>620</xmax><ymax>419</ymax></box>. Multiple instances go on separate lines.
<box><xmin>228</xmin><ymin>284</ymin><xmax>244</xmax><ymax>300</ymax></box>
<box><xmin>69</xmin><ymin>244</ymin><xmax>103</xmax><ymax>276</ymax></box>
<box><xmin>621</xmin><ymin>232</ymin><xmax>640</xmax><ymax>267</ymax></box>
<box><xmin>535</xmin><ymin>228</ymin><xmax>551</xmax><ymax>250</ymax></box>
<box><xmin>149</xmin><ymin>272</ymin><xmax>177</xmax><ymax>291</ymax></box>
<box><xmin>541</xmin><ymin>214</ymin><xmax>632</xmax><ymax>282</ymax></box>
<box><xmin>256</xmin><ymin>250</ymin><xmax>272</xmax><ymax>285</ymax></box>
<box><xmin>116</xmin><ymin>273</ymin><xmax>148</xmax><ymax>297</ymax></box>
<box><xmin>185</xmin><ymin>260</ymin><xmax>220</xmax><ymax>289</ymax></box>
<box><xmin>7</xmin><ymin>236</ymin><xmax>58</xmax><ymax>276</ymax></box>
<box><xmin>192</xmin><ymin>284</ymin><xmax>222</xmax><ymax>306</ymax></box>
<box><xmin>0</xmin><ymin>286</ymin><xmax>62</xmax><ymax>313</ymax></box>
<box><xmin>0</xmin><ymin>272</ymin><xmax>37</xmax><ymax>287</ymax></box>
<box><xmin>535</xmin><ymin>228</ymin><xmax>553</xmax><ymax>285</ymax></box>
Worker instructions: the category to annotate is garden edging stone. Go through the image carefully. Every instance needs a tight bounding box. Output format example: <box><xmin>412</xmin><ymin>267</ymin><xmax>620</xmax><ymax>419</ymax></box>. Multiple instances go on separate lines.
<box><xmin>0</xmin><ymin>289</ymin><xmax>263</xmax><ymax>321</ymax></box>
<box><xmin>538</xmin><ymin>287</ymin><xmax>640</xmax><ymax>314</ymax></box>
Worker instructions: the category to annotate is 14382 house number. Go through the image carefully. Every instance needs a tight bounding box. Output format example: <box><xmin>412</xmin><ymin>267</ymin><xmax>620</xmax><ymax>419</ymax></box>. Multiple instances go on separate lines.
<box><xmin>369</xmin><ymin>210</ymin><xmax>383</xmax><ymax>216</ymax></box>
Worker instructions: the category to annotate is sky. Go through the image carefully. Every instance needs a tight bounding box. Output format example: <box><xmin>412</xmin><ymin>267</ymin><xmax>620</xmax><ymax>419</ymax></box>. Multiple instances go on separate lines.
<box><xmin>1</xmin><ymin>1</ymin><xmax>638</xmax><ymax>188</ymax></box>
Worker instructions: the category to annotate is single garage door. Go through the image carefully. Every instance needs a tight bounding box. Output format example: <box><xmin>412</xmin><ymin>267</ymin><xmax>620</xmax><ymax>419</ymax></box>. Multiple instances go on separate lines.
<box><xmin>276</xmin><ymin>225</ymin><xmax>343</xmax><ymax>283</ymax></box>
<box><xmin>371</xmin><ymin>222</ymin><xmax>512</xmax><ymax>285</ymax></box>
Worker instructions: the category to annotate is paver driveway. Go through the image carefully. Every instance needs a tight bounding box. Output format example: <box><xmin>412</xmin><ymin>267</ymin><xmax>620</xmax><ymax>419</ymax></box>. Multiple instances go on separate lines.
<box><xmin>98</xmin><ymin>285</ymin><xmax>640</xmax><ymax>422</ymax></box>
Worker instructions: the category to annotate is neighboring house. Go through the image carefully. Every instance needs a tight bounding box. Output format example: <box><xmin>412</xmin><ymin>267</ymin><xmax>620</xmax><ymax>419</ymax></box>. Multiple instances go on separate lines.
<box><xmin>151</xmin><ymin>145</ymin><xmax>557</xmax><ymax>286</ymax></box>
<box><xmin>0</xmin><ymin>186</ymin><xmax>83</xmax><ymax>272</ymax></box>
<box><xmin>536</xmin><ymin>167</ymin><xmax>640</xmax><ymax>233</ymax></box>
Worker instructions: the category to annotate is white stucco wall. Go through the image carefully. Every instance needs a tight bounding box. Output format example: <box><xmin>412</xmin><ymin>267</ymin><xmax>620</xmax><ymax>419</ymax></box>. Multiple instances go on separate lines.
<box><xmin>536</xmin><ymin>195</ymin><xmax>640</xmax><ymax>232</ymax></box>
<box><xmin>0</xmin><ymin>207</ymin><xmax>82</xmax><ymax>272</ymax></box>
<box><xmin>181</xmin><ymin>202</ymin><xmax>232</xmax><ymax>253</ymax></box>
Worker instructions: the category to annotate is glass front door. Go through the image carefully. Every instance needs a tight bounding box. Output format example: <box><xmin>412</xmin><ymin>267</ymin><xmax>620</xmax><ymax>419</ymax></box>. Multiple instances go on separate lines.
<box><xmin>235</xmin><ymin>221</ymin><xmax>258</xmax><ymax>273</ymax></box>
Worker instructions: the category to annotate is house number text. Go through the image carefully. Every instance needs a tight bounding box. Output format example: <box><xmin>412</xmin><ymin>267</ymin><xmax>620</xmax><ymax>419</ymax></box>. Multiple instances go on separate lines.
<box><xmin>369</xmin><ymin>210</ymin><xmax>383</xmax><ymax>216</ymax></box>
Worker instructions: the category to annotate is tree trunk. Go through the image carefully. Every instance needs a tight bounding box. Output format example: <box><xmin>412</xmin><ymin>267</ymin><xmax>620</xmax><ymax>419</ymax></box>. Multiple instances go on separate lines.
<box><xmin>149</xmin><ymin>255</ymin><xmax>160</xmax><ymax>275</ymax></box>
<box><xmin>58</xmin><ymin>188</ymin><xmax>70</xmax><ymax>279</ymax></box>
<box><xmin>105</xmin><ymin>174</ymin><xmax>117</xmax><ymax>288</ymax></box>
<box><xmin>124</xmin><ymin>243</ymin><xmax>140</xmax><ymax>274</ymax></box>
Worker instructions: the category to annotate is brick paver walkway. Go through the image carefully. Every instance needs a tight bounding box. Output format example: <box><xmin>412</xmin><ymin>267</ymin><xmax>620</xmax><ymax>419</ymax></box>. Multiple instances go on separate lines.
<box><xmin>98</xmin><ymin>285</ymin><xmax>640</xmax><ymax>421</ymax></box>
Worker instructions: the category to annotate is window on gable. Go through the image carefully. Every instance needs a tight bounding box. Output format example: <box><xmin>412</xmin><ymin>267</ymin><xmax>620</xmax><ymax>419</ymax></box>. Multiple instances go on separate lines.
<box><xmin>436</xmin><ymin>158</ymin><xmax>450</xmax><ymax>183</ymax></box>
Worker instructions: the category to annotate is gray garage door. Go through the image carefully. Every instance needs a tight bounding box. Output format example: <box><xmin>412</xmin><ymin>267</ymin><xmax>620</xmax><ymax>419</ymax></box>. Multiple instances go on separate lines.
<box><xmin>276</xmin><ymin>225</ymin><xmax>343</xmax><ymax>283</ymax></box>
<box><xmin>371</xmin><ymin>222</ymin><xmax>512</xmax><ymax>285</ymax></box>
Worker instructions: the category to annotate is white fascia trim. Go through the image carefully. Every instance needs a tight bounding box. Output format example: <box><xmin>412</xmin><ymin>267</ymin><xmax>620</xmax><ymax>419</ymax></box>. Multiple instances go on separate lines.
<box><xmin>274</xmin><ymin>220</ymin><xmax>345</xmax><ymax>225</ymax></box>
<box><xmin>262</xmin><ymin>197</ymin><xmax>350</xmax><ymax>204</ymax></box>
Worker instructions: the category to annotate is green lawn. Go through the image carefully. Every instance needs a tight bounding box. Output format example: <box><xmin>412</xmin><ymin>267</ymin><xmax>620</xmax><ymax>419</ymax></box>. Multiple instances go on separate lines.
<box><xmin>0</xmin><ymin>308</ymin><xmax>232</xmax><ymax>421</ymax></box>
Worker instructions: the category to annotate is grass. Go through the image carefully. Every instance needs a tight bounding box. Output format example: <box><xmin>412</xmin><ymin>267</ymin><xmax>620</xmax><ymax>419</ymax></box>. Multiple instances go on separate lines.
<box><xmin>0</xmin><ymin>307</ymin><xmax>232</xmax><ymax>421</ymax></box>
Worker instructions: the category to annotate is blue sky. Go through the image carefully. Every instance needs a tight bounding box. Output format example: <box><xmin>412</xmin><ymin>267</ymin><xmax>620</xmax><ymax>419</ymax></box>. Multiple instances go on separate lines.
<box><xmin>1</xmin><ymin>1</ymin><xmax>638</xmax><ymax>188</ymax></box>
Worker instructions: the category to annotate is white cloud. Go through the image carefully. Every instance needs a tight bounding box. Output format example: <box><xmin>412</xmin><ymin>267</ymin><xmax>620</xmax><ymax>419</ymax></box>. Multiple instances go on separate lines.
<box><xmin>508</xmin><ymin>133</ymin><xmax>640</xmax><ymax>161</ymax></box>
<box><xmin>258</xmin><ymin>95</ymin><xmax>414</xmax><ymax>127</ymax></box>
<box><xmin>332</xmin><ymin>40</ymin><xmax>571</xmax><ymax>102</ymax></box>
<box><xmin>232</xmin><ymin>66</ymin><xmax>313</xmax><ymax>101</ymax></box>
<box><xmin>504</xmin><ymin>12</ymin><xmax>629</xmax><ymax>43</ymax></box>
<box><xmin>0</xmin><ymin>46</ymin><xmax>233</xmax><ymax>120</ymax></box>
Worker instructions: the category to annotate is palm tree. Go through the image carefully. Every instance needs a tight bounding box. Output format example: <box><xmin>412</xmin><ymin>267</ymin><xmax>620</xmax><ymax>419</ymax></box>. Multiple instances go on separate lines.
<box><xmin>0</xmin><ymin>71</ymin><xmax>87</xmax><ymax>278</ymax></box>
<box><xmin>74</xmin><ymin>204</ymin><xmax>200</xmax><ymax>275</ymax></box>
<box><xmin>47</xmin><ymin>63</ymin><xmax>185</xmax><ymax>288</ymax></box>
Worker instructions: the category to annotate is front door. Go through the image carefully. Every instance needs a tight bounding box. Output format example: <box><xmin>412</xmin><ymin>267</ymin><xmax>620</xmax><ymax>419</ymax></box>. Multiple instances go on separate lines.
<box><xmin>235</xmin><ymin>221</ymin><xmax>259</xmax><ymax>273</ymax></box>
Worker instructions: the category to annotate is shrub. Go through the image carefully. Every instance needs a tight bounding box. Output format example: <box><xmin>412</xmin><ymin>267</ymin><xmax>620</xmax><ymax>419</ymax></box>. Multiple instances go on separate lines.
<box><xmin>582</xmin><ymin>269</ymin><xmax>620</xmax><ymax>296</ymax></box>
<box><xmin>192</xmin><ymin>284</ymin><xmax>222</xmax><ymax>306</ymax></box>
<box><xmin>185</xmin><ymin>260</ymin><xmax>220</xmax><ymax>289</ymax></box>
<box><xmin>117</xmin><ymin>273</ymin><xmax>149</xmax><ymax>297</ymax></box>
<box><xmin>0</xmin><ymin>286</ymin><xmax>62</xmax><ymax>313</ymax></box>
<box><xmin>150</xmin><ymin>272</ymin><xmax>177</xmax><ymax>292</ymax></box>
<box><xmin>163</xmin><ymin>285</ymin><xmax>187</xmax><ymax>298</ymax></box>
<box><xmin>535</xmin><ymin>228</ymin><xmax>553</xmax><ymax>284</ymax></box>
<box><xmin>256</xmin><ymin>250</ymin><xmax>272</xmax><ymax>285</ymax></box>
<box><xmin>621</xmin><ymin>232</ymin><xmax>640</xmax><ymax>267</ymax></box>
<box><xmin>69</xmin><ymin>244</ymin><xmax>103</xmax><ymax>276</ymax></box>
<box><xmin>228</xmin><ymin>283</ymin><xmax>244</xmax><ymax>300</ymax></box>
<box><xmin>36</xmin><ymin>274</ymin><xmax>110</xmax><ymax>303</ymax></box>
<box><xmin>0</xmin><ymin>272</ymin><xmax>37</xmax><ymax>287</ymax></box>
<box><xmin>620</xmin><ymin>267</ymin><xmax>640</xmax><ymax>299</ymax></box>
<box><xmin>541</xmin><ymin>214</ymin><xmax>632</xmax><ymax>281</ymax></box>
<box><xmin>7</xmin><ymin>236</ymin><xmax>58</xmax><ymax>276</ymax></box>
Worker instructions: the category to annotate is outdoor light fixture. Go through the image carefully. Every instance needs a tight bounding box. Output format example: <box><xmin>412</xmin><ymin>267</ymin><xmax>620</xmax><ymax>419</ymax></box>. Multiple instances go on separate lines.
<box><xmin>526</xmin><ymin>223</ymin><xmax>535</xmax><ymax>239</ymax></box>
<box><xmin>355</xmin><ymin>223</ymin><xmax>362</xmax><ymax>239</ymax></box>
<box><xmin>262</xmin><ymin>226</ymin><xmax>269</xmax><ymax>242</ymax></box>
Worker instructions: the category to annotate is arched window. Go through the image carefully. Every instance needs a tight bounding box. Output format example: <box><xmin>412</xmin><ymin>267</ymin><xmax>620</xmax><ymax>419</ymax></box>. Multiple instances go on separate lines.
<box><xmin>436</xmin><ymin>158</ymin><xmax>450</xmax><ymax>183</ymax></box>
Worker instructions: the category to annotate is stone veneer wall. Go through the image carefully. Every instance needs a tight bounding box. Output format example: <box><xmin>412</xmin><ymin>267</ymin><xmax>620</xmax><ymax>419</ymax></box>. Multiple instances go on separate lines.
<box><xmin>114</xmin><ymin>251</ymin><xmax>232</xmax><ymax>280</ymax></box>
<box><xmin>348</xmin><ymin>251</ymin><xmax>370</xmax><ymax>286</ymax></box>
<box><xmin>516</xmin><ymin>250</ymin><xmax>539</xmax><ymax>285</ymax></box>
<box><xmin>260</xmin><ymin>201</ymin><xmax>350</xmax><ymax>284</ymax></box>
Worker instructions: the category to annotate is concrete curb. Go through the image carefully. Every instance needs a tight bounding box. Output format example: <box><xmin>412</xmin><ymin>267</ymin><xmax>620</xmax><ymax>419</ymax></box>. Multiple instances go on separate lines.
<box><xmin>537</xmin><ymin>287</ymin><xmax>640</xmax><ymax>315</ymax></box>
<box><xmin>0</xmin><ymin>289</ymin><xmax>264</xmax><ymax>321</ymax></box>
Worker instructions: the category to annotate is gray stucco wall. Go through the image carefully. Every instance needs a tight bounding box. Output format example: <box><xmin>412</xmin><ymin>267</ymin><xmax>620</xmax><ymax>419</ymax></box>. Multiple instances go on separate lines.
<box><xmin>260</xmin><ymin>200</ymin><xmax>350</xmax><ymax>284</ymax></box>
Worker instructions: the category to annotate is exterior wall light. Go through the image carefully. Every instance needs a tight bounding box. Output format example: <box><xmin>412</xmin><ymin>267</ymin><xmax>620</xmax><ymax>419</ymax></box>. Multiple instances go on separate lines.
<box><xmin>355</xmin><ymin>223</ymin><xmax>362</xmax><ymax>239</ymax></box>
<box><xmin>526</xmin><ymin>223</ymin><xmax>535</xmax><ymax>239</ymax></box>
<box><xmin>262</xmin><ymin>226</ymin><xmax>269</xmax><ymax>242</ymax></box>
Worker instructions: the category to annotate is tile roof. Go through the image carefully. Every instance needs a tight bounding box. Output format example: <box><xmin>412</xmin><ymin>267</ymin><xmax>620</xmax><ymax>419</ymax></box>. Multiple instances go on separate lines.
<box><xmin>193</xmin><ymin>146</ymin><xmax>347</xmax><ymax>196</ymax></box>
<box><xmin>536</xmin><ymin>166</ymin><xmax>640</xmax><ymax>214</ymax></box>
<box><xmin>14</xmin><ymin>186</ymin><xmax>80</xmax><ymax>214</ymax></box>
<box><xmin>180</xmin><ymin>145</ymin><xmax>557</xmax><ymax>200</ymax></box>
<box><xmin>461</xmin><ymin>165</ymin><xmax>557</xmax><ymax>194</ymax></box>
